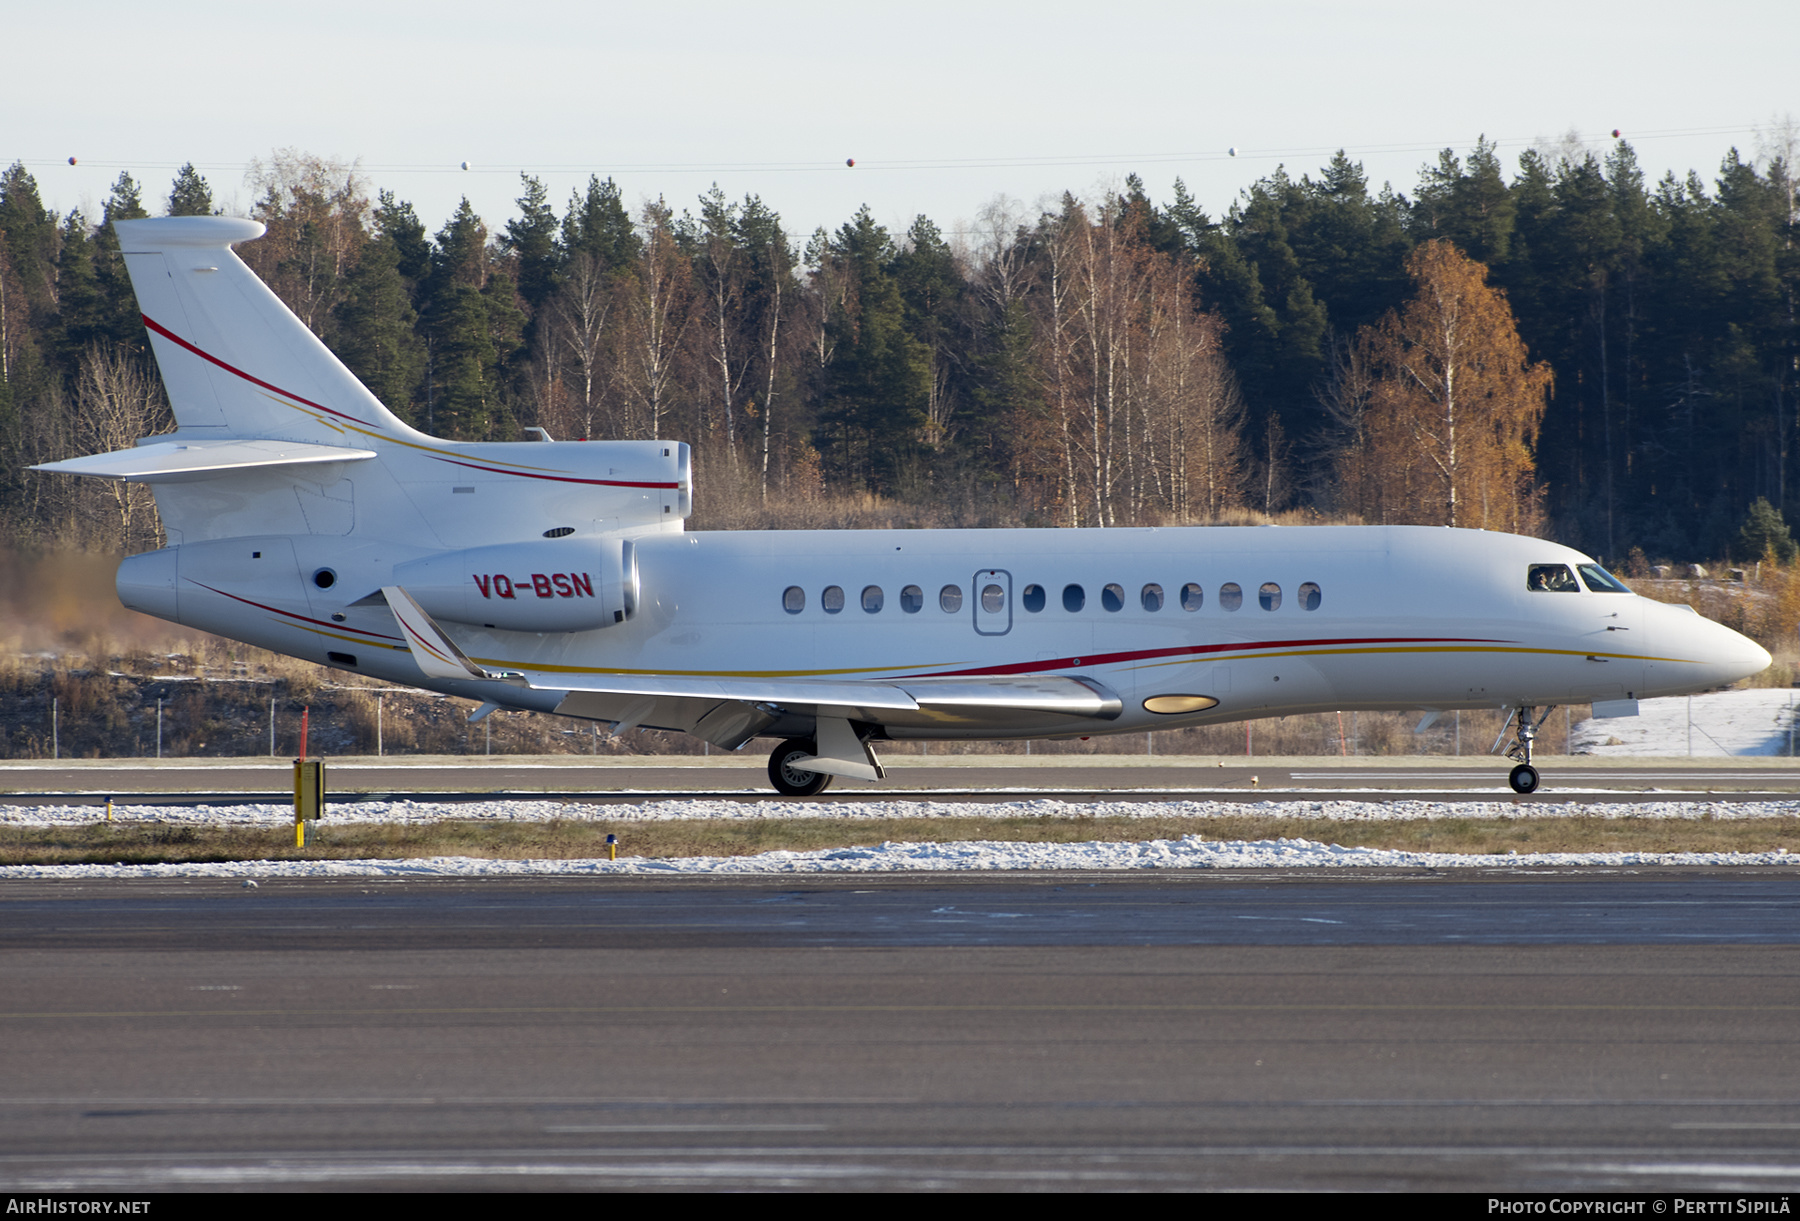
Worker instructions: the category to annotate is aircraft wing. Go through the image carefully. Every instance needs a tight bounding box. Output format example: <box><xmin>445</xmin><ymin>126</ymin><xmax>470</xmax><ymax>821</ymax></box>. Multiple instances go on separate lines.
<box><xmin>545</xmin><ymin>672</ymin><xmax>1123</xmax><ymax>748</ymax></box>
<box><xmin>381</xmin><ymin>585</ymin><xmax>1122</xmax><ymax>748</ymax></box>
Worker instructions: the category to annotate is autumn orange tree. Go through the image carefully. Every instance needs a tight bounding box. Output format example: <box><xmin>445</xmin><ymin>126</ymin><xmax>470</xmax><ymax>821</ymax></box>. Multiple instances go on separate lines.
<box><xmin>1336</xmin><ymin>240</ymin><xmax>1551</xmax><ymax>531</ymax></box>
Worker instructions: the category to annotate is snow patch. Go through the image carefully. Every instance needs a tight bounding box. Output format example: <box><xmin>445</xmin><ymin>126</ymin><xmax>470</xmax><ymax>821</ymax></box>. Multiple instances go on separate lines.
<box><xmin>3</xmin><ymin>795</ymin><xmax>1795</xmax><ymax>878</ymax></box>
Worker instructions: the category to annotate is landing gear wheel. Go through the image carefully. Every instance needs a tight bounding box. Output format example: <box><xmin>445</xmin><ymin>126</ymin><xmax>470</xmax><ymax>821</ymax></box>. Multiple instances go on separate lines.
<box><xmin>1508</xmin><ymin>763</ymin><xmax>1540</xmax><ymax>794</ymax></box>
<box><xmin>769</xmin><ymin>737</ymin><xmax>833</xmax><ymax>797</ymax></box>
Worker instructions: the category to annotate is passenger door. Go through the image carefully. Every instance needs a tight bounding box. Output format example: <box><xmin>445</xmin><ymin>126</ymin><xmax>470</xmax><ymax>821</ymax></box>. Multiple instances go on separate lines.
<box><xmin>973</xmin><ymin>568</ymin><xmax>1012</xmax><ymax>636</ymax></box>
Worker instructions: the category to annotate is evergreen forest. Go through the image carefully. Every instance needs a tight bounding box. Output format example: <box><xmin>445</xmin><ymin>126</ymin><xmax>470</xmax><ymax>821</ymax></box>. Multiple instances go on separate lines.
<box><xmin>2</xmin><ymin>137</ymin><xmax>1797</xmax><ymax>568</ymax></box>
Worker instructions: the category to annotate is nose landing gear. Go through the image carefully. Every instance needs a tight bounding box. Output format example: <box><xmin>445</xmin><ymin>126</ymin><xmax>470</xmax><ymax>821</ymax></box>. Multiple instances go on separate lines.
<box><xmin>1503</xmin><ymin>706</ymin><xmax>1555</xmax><ymax>793</ymax></box>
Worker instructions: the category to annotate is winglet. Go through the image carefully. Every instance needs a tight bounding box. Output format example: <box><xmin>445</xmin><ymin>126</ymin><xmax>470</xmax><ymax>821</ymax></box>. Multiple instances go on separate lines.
<box><xmin>381</xmin><ymin>585</ymin><xmax>493</xmax><ymax>682</ymax></box>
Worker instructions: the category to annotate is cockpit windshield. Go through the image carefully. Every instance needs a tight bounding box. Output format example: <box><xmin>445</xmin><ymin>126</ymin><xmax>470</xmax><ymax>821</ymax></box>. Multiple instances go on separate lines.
<box><xmin>1578</xmin><ymin>563</ymin><xmax>1632</xmax><ymax>593</ymax></box>
<box><xmin>1527</xmin><ymin>564</ymin><xmax>1580</xmax><ymax>592</ymax></box>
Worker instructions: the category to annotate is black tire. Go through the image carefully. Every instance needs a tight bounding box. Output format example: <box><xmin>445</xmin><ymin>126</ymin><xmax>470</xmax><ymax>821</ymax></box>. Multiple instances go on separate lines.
<box><xmin>1508</xmin><ymin>763</ymin><xmax>1540</xmax><ymax>794</ymax></box>
<box><xmin>769</xmin><ymin>737</ymin><xmax>833</xmax><ymax>797</ymax></box>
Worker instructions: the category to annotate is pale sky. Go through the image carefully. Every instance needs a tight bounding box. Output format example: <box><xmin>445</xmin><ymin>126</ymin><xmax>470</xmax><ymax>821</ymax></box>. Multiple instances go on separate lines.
<box><xmin>9</xmin><ymin>0</ymin><xmax>1797</xmax><ymax>246</ymax></box>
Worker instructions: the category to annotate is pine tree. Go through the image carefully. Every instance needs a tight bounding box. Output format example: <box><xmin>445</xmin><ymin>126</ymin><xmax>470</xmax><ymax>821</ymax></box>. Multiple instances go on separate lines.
<box><xmin>95</xmin><ymin>174</ymin><xmax>149</xmax><ymax>349</ymax></box>
<box><xmin>815</xmin><ymin>206</ymin><xmax>931</xmax><ymax>492</ymax></box>
<box><xmin>332</xmin><ymin>239</ymin><xmax>424</xmax><ymax>421</ymax></box>
<box><xmin>420</xmin><ymin>199</ymin><xmax>500</xmax><ymax>438</ymax></box>
<box><xmin>426</xmin><ymin>284</ymin><xmax>497</xmax><ymax>439</ymax></box>
<box><xmin>0</xmin><ymin>164</ymin><xmax>60</xmax><ymax>324</ymax></box>
<box><xmin>889</xmin><ymin>215</ymin><xmax>964</xmax><ymax>451</ymax></box>
<box><xmin>373</xmin><ymin>191</ymin><xmax>431</xmax><ymax>290</ymax></box>
<box><xmin>1737</xmin><ymin>496</ymin><xmax>1797</xmax><ymax>562</ymax></box>
<box><xmin>166</xmin><ymin>164</ymin><xmax>215</xmax><ymax>216</ymax></box>
<box><xmin>503</xmin><ymin>174</ymin><xmax>560</xmax><ymax>314</ymax></box>
<box><xmin>562</xmin><ymin>176</ymin><xmax>639</xmax><ymax>272</ymax></box>
<box><xmin>53</xmin><ymin>212</ymin><xmax>104</xmax><ymax>374</ymax></box>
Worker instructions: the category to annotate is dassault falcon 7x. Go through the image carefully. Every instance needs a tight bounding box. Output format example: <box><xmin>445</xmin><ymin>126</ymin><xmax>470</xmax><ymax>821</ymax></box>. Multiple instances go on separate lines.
<box><xmin>34</xmin><ymin>217</ymin><xmax>1770</xmax><ymax>794</ymax></box>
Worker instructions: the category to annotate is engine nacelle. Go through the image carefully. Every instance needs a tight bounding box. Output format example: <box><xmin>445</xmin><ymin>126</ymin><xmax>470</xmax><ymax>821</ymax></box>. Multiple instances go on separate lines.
<box><xmin>394</xmin><ymin>537</ymin><xmax>639</xmax><ymax>632</ymax></box>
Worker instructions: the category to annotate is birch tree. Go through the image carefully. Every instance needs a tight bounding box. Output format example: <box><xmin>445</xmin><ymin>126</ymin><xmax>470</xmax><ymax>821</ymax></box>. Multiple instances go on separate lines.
<box><xmin>1355</xmin><ymin>240</ymin><xmax>1551</xmax><ymax>531</ymax></box>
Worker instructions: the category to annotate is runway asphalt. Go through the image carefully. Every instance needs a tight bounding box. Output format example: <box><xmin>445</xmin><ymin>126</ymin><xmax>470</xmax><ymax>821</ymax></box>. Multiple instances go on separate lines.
<box><xmin>6</xmin><ymin>753</ymin><xmax>1800</xmax><ymax>804</ymax></box>
<box><xmin>5</xmin><ymin>870</ymin><xmax>1800</xmax><ymax>1191</ymax></box>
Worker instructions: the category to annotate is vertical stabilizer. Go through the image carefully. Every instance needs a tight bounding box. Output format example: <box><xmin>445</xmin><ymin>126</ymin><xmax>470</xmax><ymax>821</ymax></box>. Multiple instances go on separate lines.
<box><xmin>113</xmin><ymin>217</ymin><xmax>416</xmax><ymax>445</ymax></box>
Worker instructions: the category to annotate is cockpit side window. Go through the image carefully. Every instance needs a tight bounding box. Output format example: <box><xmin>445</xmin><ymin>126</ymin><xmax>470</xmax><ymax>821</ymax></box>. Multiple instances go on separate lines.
<box><xmin>1578</xmin><ymin>564</ymin><xmax>1632</xmax><ymax>594</ymax></box>
<box><xmin>1527</xmin><ymin>564</ymin><xmax>1580</xmax><ymax>592</ymax></box>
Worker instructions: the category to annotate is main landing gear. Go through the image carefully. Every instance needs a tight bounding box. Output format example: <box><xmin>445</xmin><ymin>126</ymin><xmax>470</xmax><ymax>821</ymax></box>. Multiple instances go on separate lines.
<box><xmin>1502</xmin><ymin>705</ymin><xmax>1555</xmax><ymax>794</ymax></box>
<box><xmin>768</xmin><ymin>737</ymin><xmax>833</xmax><ymax>797</ymax></box>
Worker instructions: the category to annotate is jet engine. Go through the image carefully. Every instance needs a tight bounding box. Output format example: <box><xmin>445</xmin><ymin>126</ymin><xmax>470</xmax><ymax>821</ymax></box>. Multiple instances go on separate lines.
<box><xmin>392</xmin><ymin>537</ymin><xmax>639</xmax><ymax>632</ymax></box>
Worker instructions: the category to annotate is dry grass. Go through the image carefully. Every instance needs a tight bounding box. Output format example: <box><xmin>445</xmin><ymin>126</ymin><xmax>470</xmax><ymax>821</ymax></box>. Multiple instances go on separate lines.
<box><xmin>4</xmin><ymin>813</ymin><xmax>1797</xmax><ymax>866</ymax></box>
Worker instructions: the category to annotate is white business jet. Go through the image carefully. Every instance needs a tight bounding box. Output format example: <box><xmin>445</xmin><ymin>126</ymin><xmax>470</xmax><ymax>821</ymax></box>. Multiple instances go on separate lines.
<box><xmin>34</xmin><ymin>218</ymin><xmax>1771</xmax><ymax>795</ymax></box>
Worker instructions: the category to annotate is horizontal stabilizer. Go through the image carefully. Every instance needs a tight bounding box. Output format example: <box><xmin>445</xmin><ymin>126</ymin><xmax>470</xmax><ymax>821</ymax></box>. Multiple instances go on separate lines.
<box><xmin>32</xmin><ymin>438</ymin><xmax>376</xmax><ymax>482</ymax></box>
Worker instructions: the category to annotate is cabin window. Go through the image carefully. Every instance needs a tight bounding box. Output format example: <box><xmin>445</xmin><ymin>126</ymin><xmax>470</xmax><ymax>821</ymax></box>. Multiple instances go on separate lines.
<box><xmin>1528</xmin><ymin>564</ymin><xmax>1580</xmax><ymax>593</ymax></box>
<box><xmin>1578</xmin><ymin>564</ymin><xmax>1632</xmax><ymax>594</ymax></box>
<box><xmin>939</xmin><ymin>584</ymin><xmax>963</xmax><ymax>613</ymax></box>
<box><xmin>1259</xmin><ymin>582</ymin><xmax>1282</xmax><ymax>611</ymax></box>
<box><xmin>822</xmin><ymin>585</ymin><xmax>845</xmax><ymax>613</ymax></box>
<box><xmin>1102</xmin><ymin>583</ymin><xmax>1125</xmax><ymax>612</ymax></box>
<box><xmin>900</xmin><ymin>585</ymin><xmax>924</xmax><ymax>613</ymax></box>
<box><xmin>1141</xmin><ymin>583</ymin><xmax>1164</xmax><ymax>612</ymax></box>
<box><xmin>1180</xmin><ymin>582</ymin><xmax>1204</xmax><ymax>611</ymax></box>
<box><xmin>1022</xmin><ymin>584</ymin><xmax>1046</xmax><ymax>612</ymax></box>
<box><xmin>1219</xmin><ymin>583</ymin><xmax>1243</xmax><ymax>611</ymax></box>
<box><xmin>782</xmin><ymin>586</ymin><xmax>805</xmax><ymax>614</ymax></box>
<box><xmin>1063</xmin><ymin>583</ymin><xmax>1086</xmax><ymax>612</ymax></box>
<box><xmin>1299</xmin><ymin>581</ymin><xmax>1322</xmax><ymax>611</ymax></box>
<box><xmin>981</xmin><ymin>583</ymin><xmax>1006</xmax><ymax>613</ymax></box>
<box><xmin>862</xmin><ymin>585</ymin><xmax>884</xmax><ymax>613</ymax></box>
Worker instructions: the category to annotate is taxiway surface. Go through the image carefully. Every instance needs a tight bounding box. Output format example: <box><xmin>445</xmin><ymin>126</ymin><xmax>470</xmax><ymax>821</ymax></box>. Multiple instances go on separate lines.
<box><xmin>5</xmin><ymin>871</ymin><xmax>1800</xmax><ymax>1191</ymax></box>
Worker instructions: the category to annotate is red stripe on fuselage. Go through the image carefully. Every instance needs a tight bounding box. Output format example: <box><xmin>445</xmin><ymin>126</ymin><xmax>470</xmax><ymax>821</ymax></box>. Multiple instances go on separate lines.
<box><xmin>427</xmin><ymin>455</ymin><xmax>680</xmax><ymax>490</ymax></box>
<box><xmin>186</xmin><ymin>579</ymin><xmax>404</xmax><ymax>643</ymax></box>
<box><xmin>903</xmin><ymin>635</ymin><xmax>1515</xmax><ymax>679</ymax></box>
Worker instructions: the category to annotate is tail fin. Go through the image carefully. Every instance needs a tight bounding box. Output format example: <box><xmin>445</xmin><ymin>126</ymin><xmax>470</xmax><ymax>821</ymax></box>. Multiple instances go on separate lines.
<box><xmin>115</xmin><ymin>217</ymin><xmax>415</xmax><ymax>445</ymax></box>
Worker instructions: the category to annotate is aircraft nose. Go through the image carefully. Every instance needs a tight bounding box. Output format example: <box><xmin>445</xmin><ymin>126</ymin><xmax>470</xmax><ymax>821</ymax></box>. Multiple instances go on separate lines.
<box><xmin>1689</xmin><ymin>613</ymin><xmax>1770</xmax><ymax>686</ymax></box>
<box><xmin>1638</xmin><ymin>599</ymin><xmax>1771</xmax><ymax>695</ymax></box>
<box><xmin>1720</xmin><ymin>625</ymin><xmax>1773</xmax><ymax>682</ymax></box>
